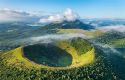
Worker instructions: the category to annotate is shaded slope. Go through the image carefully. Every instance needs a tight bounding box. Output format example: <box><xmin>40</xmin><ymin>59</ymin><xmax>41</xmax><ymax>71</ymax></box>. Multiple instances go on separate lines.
<box><xmin>23</xmin><ymin>44</ymin><xmax>72</xmax><ymax>67</ymax></box>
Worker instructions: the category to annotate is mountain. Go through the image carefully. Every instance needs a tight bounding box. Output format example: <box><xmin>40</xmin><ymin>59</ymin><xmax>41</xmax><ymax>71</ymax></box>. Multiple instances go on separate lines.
<box><xmin>41</xmin><ymin>20</ymin><xmax>94</xmax><ymax>30</ymax></box>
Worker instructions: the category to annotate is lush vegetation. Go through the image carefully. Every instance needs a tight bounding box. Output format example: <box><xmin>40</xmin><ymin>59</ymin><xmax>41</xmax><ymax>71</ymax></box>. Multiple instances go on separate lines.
<box><xmin>1</xmin><ymin>45</ymin><xmax>125</xmax><ymax>80</ymax></box>
<box><xmin>94</xmin><ymin>30</ymin><xmax>125</xmax><ymax>48</ymax></box>
<box><xmin>70</xmin><ymin>38</ymin><xmax>92</xmax><ymax>55</ymax></box>
<box><xmin>108</xmin><ymin>38</ymin><xmax>125</xmax><ymax>48</ymax></box>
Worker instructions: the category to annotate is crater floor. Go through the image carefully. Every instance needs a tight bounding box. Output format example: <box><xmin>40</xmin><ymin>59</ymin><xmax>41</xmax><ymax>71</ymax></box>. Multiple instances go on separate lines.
<box><xmin>23</xmin><ymin>44</ymin><xmax>72</xmax><ymax>67</ymax></box>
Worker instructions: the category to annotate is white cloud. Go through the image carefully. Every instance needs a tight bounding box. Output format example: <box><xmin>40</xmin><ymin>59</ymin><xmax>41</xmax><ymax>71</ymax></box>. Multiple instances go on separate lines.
<box><xmin>39</xmin><ymin>8</ymin><xmax>78</xmax><ymax>23</ymax></box>
<box><xmin>91</xmin><ymin>41</ymin><xmax>121</xmax><ymax>55</ymax></box>
<box><xmin>0</xmin><ymin>8</ymin><xmax>40</xmax><ymax>22</ymax></box>
<box><xmin>39</xmin><ymin>14</ymin><xmax>64</xmax><ymax>23</ymax></box>
<box><xmin>22</xmin><ymin>33</ymin><xmax>87</xmax><ymax>45</ymax></box>
<box><xmin>64</xmin><ymin>8</ymin><xmax>78</xmax><ymax>21</ymax></box>
<box><xmin>97</xmin><ymin>25</ymin><xmax>125</xmax><ymax>32</ymax></box>
<box><xmin>0</xmin><ymin>8</ymin><xmax>79</xmax><ymax>23</ymax></box>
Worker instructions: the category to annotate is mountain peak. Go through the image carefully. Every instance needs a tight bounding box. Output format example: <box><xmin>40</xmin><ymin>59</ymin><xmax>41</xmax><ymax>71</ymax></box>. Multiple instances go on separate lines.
<box><xmin>42</xmin><ymin>19</ymin><xmax>94</xmax><ymax>30</ymax></box>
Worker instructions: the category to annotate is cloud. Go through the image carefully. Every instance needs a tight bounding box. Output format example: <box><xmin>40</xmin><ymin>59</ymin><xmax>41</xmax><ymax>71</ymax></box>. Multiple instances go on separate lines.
<box><xmin>97</xmin><ymin>25</ymin><xmax>125</xmax><ymax>32</ymax></box>
<box><xmin>64</xmin><ymin>8</ymin><xmax>78</xmax><ymax>21</ymax></box>
<box><xmin>39</xmin><ymin>8</ymin><xmax>78</xmax><ymax>23</ymax></box>
<box><xmin>30</xmin><ymin>33</ymin><xmax>87</xmax><ymax>42</ymax></box>
<box><xmin>90</xmin><ymin>40</ymin><xmax>121</xmax><ymax>57</ymax></box>
<box><xmin>21</xmin><ymin>33</ymin><xmax>88</xmax><ymax>45</ymax></box>
<box><xmin>0</xmin><ymin>8</ymin><xmax>78</xmax><ymax>23</ymax></box>
<box><xmin>0</xmin><ymin>8</ymin><xmax>40</xmax><ymax>22</ymax></box>
<box><xmin>39</xmin><ymin>14</ymin><xmax>64</xmax><ymax>23</ymax></box>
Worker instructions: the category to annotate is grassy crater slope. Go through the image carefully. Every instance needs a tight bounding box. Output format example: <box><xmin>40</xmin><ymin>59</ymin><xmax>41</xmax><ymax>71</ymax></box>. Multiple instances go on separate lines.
<box><xmin>0</xmin><ymin>38</ymin><xmax>95</xmax><ymax>70</ymax></box>
<box><xmin>1</xmin><ymin>37</ymin><xmax>125</xmax><ymax>80</ymax></box>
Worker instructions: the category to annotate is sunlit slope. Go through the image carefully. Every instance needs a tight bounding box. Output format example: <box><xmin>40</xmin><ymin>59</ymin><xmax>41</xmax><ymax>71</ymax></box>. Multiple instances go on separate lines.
<box><xmin>57</xmin><ymin>29</ymin><xmax>104</xmax><ymax>38</ymax></box>
<box><xmin>0</xmin><ymin>47</ymin><xmax>41</xmax><ymax>69</ymax></box>
<box><xmin>0</xmin><ymin>38</ymin><xmax>95</xmax><ymax>70</ymax></box>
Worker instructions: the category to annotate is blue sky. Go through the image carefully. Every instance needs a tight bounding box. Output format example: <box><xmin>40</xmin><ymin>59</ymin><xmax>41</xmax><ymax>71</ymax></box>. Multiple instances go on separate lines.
<box><xmin>0</xmin><ymin>0</ymin><xmax>125</xmax><ymax>18</ymax></box>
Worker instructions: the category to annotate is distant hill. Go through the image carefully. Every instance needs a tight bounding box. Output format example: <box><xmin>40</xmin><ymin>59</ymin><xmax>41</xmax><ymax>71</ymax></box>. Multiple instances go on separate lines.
<box><xmin>93</xmin><ymin>30</ymin><xmax>125</xmax><ymax>47</ymax></box>
<box><xmin>95</xmin><ymin>31</ymin><xmax>125</xmax><ymax>42</ymax></box>
<box><xmin>41</xmin><ymin>20</ymin><xmax>94</xmax><ymax>30</ymax></box>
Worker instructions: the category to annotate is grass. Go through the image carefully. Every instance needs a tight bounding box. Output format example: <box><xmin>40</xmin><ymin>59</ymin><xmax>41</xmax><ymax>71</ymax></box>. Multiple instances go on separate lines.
<box><xmin>57</xmin><ymin>29</ymin><xmax>104</xmax><ymax>38</ymax></box>
<box><xmin>109</xmin><ymin>38</ymin><xmax>125</xmax><ymax>48</ymax></box>
<box><xmin>1</xmin><ymin>47</ymin><xmax>41</xmax><ymax>69</ymax></box>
